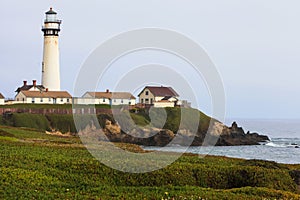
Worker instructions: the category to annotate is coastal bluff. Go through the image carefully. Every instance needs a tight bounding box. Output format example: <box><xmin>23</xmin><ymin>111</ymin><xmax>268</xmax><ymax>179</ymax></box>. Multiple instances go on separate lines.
<box><xmin>0</xmin><ymin>106</ymin><xmax>269</xmax><ymax>146</ymax></box>
<box><xmin>80</xmin><ymin>117</ymin><xmax>269</xmax><ymax>147</ymax></box>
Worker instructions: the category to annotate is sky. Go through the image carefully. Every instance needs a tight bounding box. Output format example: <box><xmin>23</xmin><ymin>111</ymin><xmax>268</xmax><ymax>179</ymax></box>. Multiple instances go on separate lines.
<box><xmin>1</xmin><ymin>0</ymin><xmax>300</xmax><ymax>119</ymax></box>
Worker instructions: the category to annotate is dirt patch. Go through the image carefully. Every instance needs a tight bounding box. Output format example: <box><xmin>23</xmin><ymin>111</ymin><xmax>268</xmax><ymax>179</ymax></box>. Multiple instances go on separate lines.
<box><xmin>45</xmin><ymin>131</ymin><xmax>73</xmax><ymax>137</ymax></box>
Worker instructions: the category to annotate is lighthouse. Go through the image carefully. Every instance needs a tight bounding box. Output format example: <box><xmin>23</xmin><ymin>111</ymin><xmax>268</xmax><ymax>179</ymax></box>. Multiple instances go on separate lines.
<box><xmin>41</xmin><ymin>8</ymin><xmax>61</xmax><ymax>91</ymax></box>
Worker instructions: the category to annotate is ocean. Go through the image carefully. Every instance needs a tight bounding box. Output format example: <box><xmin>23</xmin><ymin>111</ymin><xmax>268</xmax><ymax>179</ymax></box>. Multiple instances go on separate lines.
<box><xmin>143</xmin><ymin>119</ymin><xmax>300</xmax><ymax>164</ymax></box>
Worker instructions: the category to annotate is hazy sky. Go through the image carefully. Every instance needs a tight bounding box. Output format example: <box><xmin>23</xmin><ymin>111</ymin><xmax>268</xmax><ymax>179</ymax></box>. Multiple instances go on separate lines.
<box><xmin>1</xmin><ymin>0</ymin><xmax>300</xmax><ymax>119</ymax></box>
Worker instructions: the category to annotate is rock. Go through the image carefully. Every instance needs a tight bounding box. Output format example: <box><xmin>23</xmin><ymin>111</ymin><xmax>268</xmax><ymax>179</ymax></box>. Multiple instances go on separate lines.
<box><xmin>196</xmin><ymin>121</ymin><xmax>269</xmax><ymax>146</ymax></box>
<box><xmin>97</xmin><ymin>119</ymin><xmax>175</xmax><ymax>146</ymax></box>
<box><xmin>104</xmin><ymin>119</ymin><xmax>121</xmax><ymax>135</ymax></box>
<box><xmin>153</xmin><ymin>129</ymin><xmax>175</xmax><ymax>146</ymax></box>
<box><xmin>80</xmin><ymin>118</ymin><xmax>269</xmax><ymax>147</ymax></box>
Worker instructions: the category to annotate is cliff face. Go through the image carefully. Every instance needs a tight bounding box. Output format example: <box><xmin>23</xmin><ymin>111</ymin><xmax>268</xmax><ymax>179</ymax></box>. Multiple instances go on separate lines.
<box><xmin>1</xmin><ymin>108</ymin><xmax>269</xmax><ymax>146</ymax></box>
<box><xmin>91</xmin><ymin>118</ymin><xmax>269</xmax><ymax>147</ymax></box>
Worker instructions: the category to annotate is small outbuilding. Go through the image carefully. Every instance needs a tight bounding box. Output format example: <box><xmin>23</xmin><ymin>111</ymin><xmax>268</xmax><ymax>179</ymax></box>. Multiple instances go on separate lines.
<box><xmin>76</xmin><ymin>90</ymin><xmax>136</xmax><ymax>106</ymax></box>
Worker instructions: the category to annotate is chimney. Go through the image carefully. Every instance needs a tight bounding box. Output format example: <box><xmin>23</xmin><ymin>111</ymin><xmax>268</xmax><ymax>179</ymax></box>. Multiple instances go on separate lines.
<box><xmin>106</xmin><ymin>89</ymin><xmax>109</xmax><ymax>93</ymax></box>
<box><xmin>33</xmin><ymin>80</ymin><xmax>37</xmax><ymax>87</ymax></box>
<box><xmin>46</xmin><ymin>88</ymin><xmax>48</xmax><ymax>92</ymax></box>
<box><xmin>23</xmin><ymin>80</ymin><xmax>27</xmax><ymax>86</ymax></box>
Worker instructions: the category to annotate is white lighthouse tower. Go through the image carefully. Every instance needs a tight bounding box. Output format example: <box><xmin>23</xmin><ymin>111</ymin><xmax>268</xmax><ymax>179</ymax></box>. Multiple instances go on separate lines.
<box><xmin>41</xmin><ymin>8</ymin><xmax>62</xmax><ymax>91</ymax></box>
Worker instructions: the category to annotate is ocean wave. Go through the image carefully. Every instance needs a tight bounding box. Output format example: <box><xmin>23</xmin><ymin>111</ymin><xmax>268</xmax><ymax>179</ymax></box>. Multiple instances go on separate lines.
<box><xmin>265</xmin><ymin>142</ymin><xmax>287</xmax><ymax>148</ymax></box>
<box><xmin>265</xmin><ymin>141</ymin><xmax>299</xmax><ymax>148</ymax></box>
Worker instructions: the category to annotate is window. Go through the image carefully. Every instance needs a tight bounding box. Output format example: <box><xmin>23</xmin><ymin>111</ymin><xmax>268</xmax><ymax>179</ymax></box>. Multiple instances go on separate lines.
<box><xmin>141</xmin><ymin>99</ymin><xmax>144</xmax><ymax>104</ymax></box>
<box><xmin>49</xmin><ymin>98</ymin><xmax>51</xmax><ymax>102</ymax></box>
<box><xmin>22</xmin><ymin>98</ymin><xmax>25</xmax><ymax>102</ymax></box>
<box><xmin>121</xmin><ymin>99</ymin><xmax>124</xmax><ymax>103</ymax></box>
<box><xmin>103</xmin><ymin>98</ymin><xmax>105</xmax><ymax>102</ymax></box>
<box><xmin>145</xmin><ymin>91</ymin><xmax>149</xmax><ymax>95</ymax></box>
<box><xmin>145</xmin><ymin>98</ymin><xmax>149</xmax><ymax>103</ymax></box>
<box><xmin>114</xmin><ymin>99</ymin><xmax>116</xmax><ymax>103</ymax></box>
<box><xmin>61</xmin><ymin>98</ymin><xmax>63</xmax><ymax>102</ymax></box>
<box><xmin>129</xmin><ymin>101</ymin><xmax>131</xmax><ymax>105</ymax></box>
<box><xmin>17</xmin><ymin>98</ymin><xmax>19</xmax><ymax>101</ymax></box>
<box><xmin>40</xmin><ymin>98</ymin><xmax>43</xmax><ymax>103</ymax></box>
<box><xmin>32</xmin><ymin>98</ymin><xmax>35</xmax><ymax>104</ymax></box>
<box><xmin>67</xmin><ymin>98</ymin><xmax>70</xmax><ymax>103</ymax></box>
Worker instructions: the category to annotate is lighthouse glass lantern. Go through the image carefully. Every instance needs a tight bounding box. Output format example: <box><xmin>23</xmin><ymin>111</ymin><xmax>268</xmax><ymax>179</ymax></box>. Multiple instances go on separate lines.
<box><xmin>46</xmin><ymin>9</ymin><xmax>58</xmax><ymax>22</ymax></box>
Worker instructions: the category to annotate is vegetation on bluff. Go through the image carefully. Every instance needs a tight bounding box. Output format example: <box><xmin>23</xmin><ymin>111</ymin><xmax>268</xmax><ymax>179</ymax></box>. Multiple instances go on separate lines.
<box><xmin>0</xmin><ymin>106</ymin><xmax>268</xmax><ymax>146</ymax></box>
<box><xmin>0</xmin><ymin>126</ymin><xmax>300</xmax><ymax>199</ymax></box>
<box><xmin>0</xmin><ymin>107</ymin><xmax>211</xmax><ymax>134</ymax></box>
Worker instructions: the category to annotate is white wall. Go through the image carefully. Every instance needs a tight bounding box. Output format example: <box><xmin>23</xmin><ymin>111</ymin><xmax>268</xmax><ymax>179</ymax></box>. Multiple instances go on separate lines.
<box><xmin>153</xmin><ymin>101</ymin><xmax>175</xmax><ymax>108</ymax></box>
<box><xmin>74</xmin><ymin>98</ymin><xmax>110</xmax><ymax>105</ymax></box>
<box><xmin>111</xmin><ymin>99</ymin><xmax>136</xmax><ymax>106</ymax></box>
<box><xmin>29</xmin><ymin>87</ymin><xmax>42</xmax><ymax>92</ymax></box>
<box><xmin>75</xmin><ymin>97</ymin><xmax>135</xmax><ymax>106</ymax></box>
<box><xmin>15</xmin><ymin>93</ymin><xmax>71</xmax><ymax>104</ymax></box>
<box><xmin>0</xmin><ymin>99</ymin><xmax>4</xmax><ymax>105</ymax></box>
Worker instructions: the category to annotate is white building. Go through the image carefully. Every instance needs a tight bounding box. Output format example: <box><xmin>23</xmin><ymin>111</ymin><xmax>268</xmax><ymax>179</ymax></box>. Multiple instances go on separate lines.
<box><xmin>15</xmin><ymin>91</ymin><xmax>72</xmax><ymax>104</ymax></box>
<box><xmin>0</xmin><ymin>93</ymin><xmax>4</xmax><ymax>105</ymax></box>
<box><xmin>138</xmin><ymin>86</ymin><xmax>182</xmax><ymax>108</ymax></box>
<box><xmin>75</xmin><ymin>90</ymin><xmax>136</xmax><ymax>106</ymax></box>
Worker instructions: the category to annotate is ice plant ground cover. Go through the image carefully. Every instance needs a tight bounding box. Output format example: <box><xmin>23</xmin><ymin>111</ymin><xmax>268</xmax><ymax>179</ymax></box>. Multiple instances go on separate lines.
<box><xmin>0</xmin><ymin>126</ymin><xmax>300</xmax><ymax>199</ymax></box>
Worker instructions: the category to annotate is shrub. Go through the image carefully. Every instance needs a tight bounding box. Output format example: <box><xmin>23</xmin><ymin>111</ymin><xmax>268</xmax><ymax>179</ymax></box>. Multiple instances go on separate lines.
<box><xmin>2</xmin><ymin>113</ymin><xmax>50</xmax><ymax>131</ymax></box>
<box><xmin>46</xmin><ymin>114</ymin><xmax>76</xmax><ymax>133</ymax></box>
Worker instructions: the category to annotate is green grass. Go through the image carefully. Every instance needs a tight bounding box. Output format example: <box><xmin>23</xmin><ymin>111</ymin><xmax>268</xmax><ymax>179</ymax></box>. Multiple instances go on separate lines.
<box><xmin>0</xmin><ymin>126</ymin><xmax>300</xmax><ymax>199</ymax></box>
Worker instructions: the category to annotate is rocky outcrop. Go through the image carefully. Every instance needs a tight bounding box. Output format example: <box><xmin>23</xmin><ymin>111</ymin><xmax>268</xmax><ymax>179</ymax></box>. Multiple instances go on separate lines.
<box><xmin>78</xmin><ymin>120</ymin><xmax>175</xmax><ymax>147</ymax></box>
<box><xmin>80</xmin><ymin>119</ymin><xmax>269</xmax><ymax>147</ymax></box>
<box><xmin>215</xmin><ymin>122</ymin><xmax>269</xmax><ymax>146</ymax></box>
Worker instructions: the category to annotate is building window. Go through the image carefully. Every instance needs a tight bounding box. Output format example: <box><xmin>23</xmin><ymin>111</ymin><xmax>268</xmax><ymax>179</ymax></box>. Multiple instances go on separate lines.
<box><xmin>61</xmin><ymin>98</ymin><xmax>63</xmax><ymax>102</ymax></box>
<box><xmin>17</xmin><ymin>98</ymin><xmax>19</xmax><ymax>101</ymax></box>
<box><xmin>22</xmin><ymin>98</ymin><xmax>25</xmax><ymax>102</ymax></box>
<box><xmin>129</xmin><ymin>101</ymin><xmax>131</xmax><ymax>105</ymax></box>
<box><xmin>145</xmin><ymin>91</ymin><xmax>149</xmax><ymax>95</ymax></box>
<box><xmin>49</xmin><ymin>98</ymin><xmax>51</xmax><ymax>101</ymax></box>
<box><xmin>145</xmin><ymin>98</ymin><xmax>149</xmax><ymax>103</ymax></box>
<box><xmin>32</xmin><ymin>98</ymin><xmax>35</xmax><ymax>104</ymax></box>
<box><xmin>114</xmin><ymin>99</ymin><xmax>116</xmax><ymax>103</ymax></box>
<box><xmin>67</xmin><ymin>98</ymin><xmax>70</xmax><ymax>103</ymax></box>
<box><xmin>121</xmin><ymin>99</ymin><xmax>124</xmax><ymax>103</ymax></box>
<box><xmin>40</xmin><ymin>98</ymin><xmax>43</xmax><ymax>103</ymax></box>
<box><xmin>141</xmin><ymin>99</ymin><xmax>144</xmax><ymax>104</ymax></box>
<box><xmin>103</xmin><ymin>98</ymin><xmax>105</xmax><ymax>102</ymax></box>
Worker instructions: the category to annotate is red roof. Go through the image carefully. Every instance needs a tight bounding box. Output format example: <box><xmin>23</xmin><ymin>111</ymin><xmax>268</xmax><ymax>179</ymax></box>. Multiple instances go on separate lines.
<box><xmin>138</xmin><ymin>86</ymin><xmax>179</xmax><ymax>97</ymax></box>
<box><xmin>20</xmin><ymin>91</ymin><xmax>72</xmax><ymax>98</ymax></box>
<box><xmin>85</xmin><ymin>92</ymin><xmax>136</xmax><ymax>99</ymax></box>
